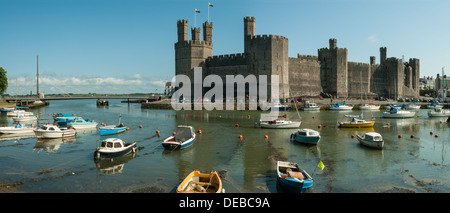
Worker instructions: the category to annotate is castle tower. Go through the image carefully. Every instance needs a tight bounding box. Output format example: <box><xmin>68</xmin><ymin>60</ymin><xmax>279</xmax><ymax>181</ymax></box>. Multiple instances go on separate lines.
<box><xmin>191</xmin><ymin>27</ymin><xmax>201</xmax><ymax>41</ymax></box>
<box><xmin>244</xmin><ymin>16</ymin><xmax>256</xmax><ymax>54</ymax></box>
<box><xmin>380</xmin><ymin>47</ymin><xmax>387</xmax><ymax>64</ymax></box>
<box><xmin>409</xmin><ymin>58</ymin><xmax>420</xmax><ymax>97</ymax></box>
<box><xmin>318</xmin><ymin>38</ymin><xmax>348</xmax><ymax>98</ymax></box>
<box><xmin>175</xmin><ymin>20</ymin><xmax>213</xmax><ymax>81</ymax></box>
<box><xmin>203</xmin><ymin>21</ymin><xmax>213</xmax><ymax>43</ymax></box>
<box><xmin>177</xmin><ymin>19</ymin><xmax>188</xmax><ymax>43</ymax></box>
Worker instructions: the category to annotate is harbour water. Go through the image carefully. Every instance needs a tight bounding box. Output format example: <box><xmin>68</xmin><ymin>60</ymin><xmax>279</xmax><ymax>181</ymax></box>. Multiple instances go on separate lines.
<box><xmin>0</xmin><ymin>99</ymin><xmax>449</xmax><ymax>193</ymax></box>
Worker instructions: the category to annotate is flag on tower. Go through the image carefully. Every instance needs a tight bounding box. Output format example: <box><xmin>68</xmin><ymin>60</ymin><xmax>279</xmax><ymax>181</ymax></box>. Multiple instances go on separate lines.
<box><xmin>209</xmin><ymin>3</ymin><xmax>214</xmax><ymax>7</ymax></box>
<box><xmin>195</xmin><ymin>8</ymin><xmax>200</xmax><ymax>13</ymax></box>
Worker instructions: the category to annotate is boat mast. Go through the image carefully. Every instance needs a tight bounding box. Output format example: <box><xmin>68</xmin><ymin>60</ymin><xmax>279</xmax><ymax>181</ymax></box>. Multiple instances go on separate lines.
<box><xmin>36</xmin><ymin>55</ymin><xmax>39</xmax><ymax>98</ymax></box>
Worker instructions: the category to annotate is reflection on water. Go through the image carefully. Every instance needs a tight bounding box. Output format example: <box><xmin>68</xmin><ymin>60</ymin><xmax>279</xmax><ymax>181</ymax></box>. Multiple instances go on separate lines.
<box><xmin>0</xmin><ymin>99</ymin><xmax>449</xmax><ymax>193</ymax></box>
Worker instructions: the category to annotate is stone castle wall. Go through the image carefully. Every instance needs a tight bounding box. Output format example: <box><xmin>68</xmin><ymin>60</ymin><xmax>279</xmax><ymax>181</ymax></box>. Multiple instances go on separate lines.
<box><xmin>174</xmin><ymin>17</ymin><xmax>420</xmax><ymax>101</ymax></box>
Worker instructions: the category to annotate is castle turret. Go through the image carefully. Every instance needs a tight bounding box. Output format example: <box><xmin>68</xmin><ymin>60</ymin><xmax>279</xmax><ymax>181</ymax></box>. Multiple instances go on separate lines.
<box><xmin>244</xmin><ymin>16</ymin><xmax>256</xmax><ymax>54</ymax></box>
<box><xmin>203</xmin><ymin>21</ymin><xmax>213</xmax><ymax>44</ymax></box>
<box><xmin>318</xmin><ymin>38</ymin><xmax>348</xmax><ymax>98</ymax></box>
<box><xmin>191</xmin><ymin>27</ymin><xmax>201</xmax><ymax>41</ymax></box>
<box><xmin>177</xmin><ymin>19</ymin><xmax>188</xmax><ymax>43</ymax></box>
<box><xmin>380</xmin><ymin>47</ymin><xmax>387</xmax><ymax>64</ymax></box>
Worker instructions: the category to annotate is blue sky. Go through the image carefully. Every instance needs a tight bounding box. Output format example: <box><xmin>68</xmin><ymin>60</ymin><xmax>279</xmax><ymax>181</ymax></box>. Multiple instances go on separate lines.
<box><xmin>1</xmin><ymin>0</ymin><xmax>449</xmax><ymax>95</ymax></box>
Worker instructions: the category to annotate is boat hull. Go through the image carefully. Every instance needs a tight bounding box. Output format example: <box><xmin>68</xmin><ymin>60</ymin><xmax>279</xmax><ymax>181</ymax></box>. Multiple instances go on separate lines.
<box><xmin>0</xmin><ymin>127</ymin><xmax>35</xmax><ymax>134</ymax></box>
<box><xmin>94</xmin><ymin>142</ymin><xmax>137</xmax><ymax>159</ymax></box>
<box><xmin>290</xmin><ymin>133</ymin><xmax>320</xmax><ymax>145</ymax></box>
<box><xmin>338</xmin><ymin>121</ymin><xmax>375</xmax><ymax>128</ymax></box>
<box><xmin>330</xmin><ymin>106</ymin><xmax>353</xmax><ymax>111</ymax></box>
<box><xmin>177</xmin><ymin>170</ymin><xmax>223</xmax><ymax>193</ymax></box>
<box><xmin>276</xmin><ymin>161</ymin><xmax>313</xmax><ymax>193</ymax></box>
<box><xmin>68</xmin><ymin>123</ymin><xmax>98</xmax><ymax>129</ymax></box>
<box><xmin>260</xmin><ymin>121</ymin><xmax>301</xmax><ymax>129</ymax></box>
<box><xmin>356</xmin><ymin>135</ymin><xmax>384</xmax><ymax>149</ymax></box>
<box><xmin>359</xmin><ymin>105</ymin><xmax>380</xmax><ymax>110</ymax></box>
<box><xmin>34</xmin><ymin>130</ymin><xmax>76</xmax><ymax>139</ymax></box>
<box><xmin>382</xmin><ymin>111</ymin><xmax>416</xmax><ymax>118</ymax></box>
<box><xmin>301</xmin><ymin>107</ymin><xmax>320</xmax><ymax>111</ymax></box>
<box><xmin>99</xmin><ymin>126</ymin><xmax>127</xmax><ymax>135</ymax></box>
<box><xmin>162</xmin><ymin>136</ymin><xmax>195</xmax><ymax>150</ymax></box>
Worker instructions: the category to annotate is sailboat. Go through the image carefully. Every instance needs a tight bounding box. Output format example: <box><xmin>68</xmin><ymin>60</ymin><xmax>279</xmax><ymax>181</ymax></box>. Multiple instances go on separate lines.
<box><xmin>257</xmin><ymin>74</ymin><xmax>301</xmax><ymax>129</ymax></box>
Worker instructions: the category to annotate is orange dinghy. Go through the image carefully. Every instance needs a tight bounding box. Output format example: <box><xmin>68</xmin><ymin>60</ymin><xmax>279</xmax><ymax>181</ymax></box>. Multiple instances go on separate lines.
<box><xmin>176</xmin><ymin>170</ymin><xmax>224</xmax><ymax>193</ymax></box>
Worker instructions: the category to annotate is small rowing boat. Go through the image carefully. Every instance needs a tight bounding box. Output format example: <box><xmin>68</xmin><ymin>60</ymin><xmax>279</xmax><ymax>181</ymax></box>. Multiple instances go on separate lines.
<box><xmin>176</xmin><ymin>170</ymin><xmax>224</xmax><ymax>193</ymax></box>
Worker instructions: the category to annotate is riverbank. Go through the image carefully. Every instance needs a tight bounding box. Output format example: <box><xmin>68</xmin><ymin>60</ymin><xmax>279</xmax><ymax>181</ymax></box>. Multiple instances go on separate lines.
<box><xmin>141</xmin><ymin>98</ymin><xmax>443</xmax><ymax>110</ymax></box>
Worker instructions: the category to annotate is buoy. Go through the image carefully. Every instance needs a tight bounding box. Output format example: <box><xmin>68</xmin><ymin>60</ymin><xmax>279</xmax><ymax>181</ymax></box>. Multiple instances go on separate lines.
<box><xmin>247</xmin><ymin>115</ymin><xmax>251</xmax><ymax>119</ymax></box>
<box><xmin>430</xmin><ymin>131</ymin><xmax>433</xmax><ymax>135</ymax></box>
<box><xmin>410</xmin><ymin>134</ymin><xmax>414</xmax><ymax>138</ymax></box>
<box><xmin>198</xmin><ymin>129</ymin><xmax>202</xmax><ymax>134</ymax></box>
<box><xmin>185</xmin><ymin>114</ymin><xmax>188</xmax><ymax>117</ymax></box>
<box><xmin>264</xmin><ymin>135</ymin><xmax>268</xmax><ymax>139</ymax></box>
<box><xmin>318</xmin><ymin>124</ymin><xmax>322</xmax><ymax>129</ymax></box>
<box><xmin>398</xmin><ymin>134</ymin><xmax>402</xmax><ymax>138</ymax></box>
<box><xmin>235</xmin><ymin>124</ymin><xmax>239</xmax><ymax>127</ymax></box>
<box><xmin>156</xmin><ymin>130</ymin><xmax>160</xmax><ymax>137</ymax></box>
<box><xmin>48</xmin><ymin>114</ymin><xmax>51</xmax><ymax>116</ymax></box>
<box><xmin>139</xmin><ymin>125</ymin><xmax>143</xmax><ymax>128</ymax></box>
<box><xmin>435</xmin><ymin>134</ymin><xmax>438</xmax><ymax>137</ymax></box>
<box><xmin>312</xmin><ymin>116</ymin><xmax>315</xmax><ymax>119</ymax></box>
<box><xmin>238</xmin><ymin>135</ymin><xmax>243</xmax><ymax>140</ymax></box>
<box><xmin>173</xmin><ymin>132</ymin><xmax>176</xmax><ymax>136</ymax></box>
<box><xmin>126</xmin><ymin>127</ymin><xmax>130</xmax><ymax>131</ymax></box>
<box><xmin>387</xmin><ymin>123</ymin><xmax>390</xmax><ymax>126</ymax></box>
<box><xmin>351</xmin><ymin>134</ymin><xmax>354</xmax><ymax>138</ymax></box>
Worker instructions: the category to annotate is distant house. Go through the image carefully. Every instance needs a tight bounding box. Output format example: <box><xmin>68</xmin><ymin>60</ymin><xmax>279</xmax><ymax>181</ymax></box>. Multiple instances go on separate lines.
<box><xmin>165</xmin><ymin>82</ymin><xmax>175</xmax><ymax>96</ymax></box>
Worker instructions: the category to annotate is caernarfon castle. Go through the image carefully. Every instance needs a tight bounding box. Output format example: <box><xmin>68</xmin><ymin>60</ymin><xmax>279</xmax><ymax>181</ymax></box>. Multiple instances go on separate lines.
<box><xmin>174</xmin><ymin>16</ymin><xmax>420</xmax><ymax>100</ymax></box>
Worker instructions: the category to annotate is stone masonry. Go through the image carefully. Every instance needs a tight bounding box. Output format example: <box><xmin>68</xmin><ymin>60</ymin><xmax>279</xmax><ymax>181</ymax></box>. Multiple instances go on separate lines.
<box><xmin>174</xmin><ymin>17</ymin><xmax>420</xmax><ymax>101</ymax></box>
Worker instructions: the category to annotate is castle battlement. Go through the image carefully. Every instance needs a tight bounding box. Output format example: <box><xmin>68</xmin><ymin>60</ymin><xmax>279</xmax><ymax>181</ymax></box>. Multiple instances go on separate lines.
<box><xmin>205</xmin><ymin>53</ymin><xmax>249</xmax><ymax>66</ymax></box>
<box><xmin>250</xmin><ymin>34</ymin><xmax>288</xmax><ymax>41</ymax></box>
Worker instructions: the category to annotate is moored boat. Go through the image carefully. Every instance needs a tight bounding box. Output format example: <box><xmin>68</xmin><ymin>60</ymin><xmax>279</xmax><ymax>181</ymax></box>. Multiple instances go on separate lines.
<box><xmin>405</xmin><ymin>102</ymin><xmax>421</xmax><ymax>110</ymax></box>
<box><xmin>301</xmin><ymin>102</ymin><xmax>320</xmax><ymax>111</ymax></box>
<box><xmin>356</xmin><ymin>132</ymin><xmax>384</xmax><ymax>149</ymax></box>
<box><xmin>258</xmin><ymin>119</ymin><xmax>301</xmax><ymax>129</ymax></box>
<box><xmin>276</xmin><ymin>161</ymin><xmax>313</xmax><ymax>193</ymax></box>
<box><xmin>7</xmin><ymin>110</ymin><xmax>34</xmax><ymax>117</ymax></box>
<box><xmin>12</xmin><ymin>114</ymin><xmax>38</xmax><ymax>122</ymax></box>
<box><xmin>359</xmin><ymin>103</ymin><xmax>380</xmax><ymax>110</ymax></box>
<box><xmin>427</xmin><ymin>108</ymin><xmax>450</xmax><ymax>117</ymax></box>
<box><xmin>330</xmin><ymin>101</ymin><xmax>353</xmax><ymax>111</ymax></box>
<box><xmin>290</xmin><ymin>129</ymin><xmax>320</xmax><ymax>145</ymax></box>
<box><xmin>338</xmin><ymin>117</ymin><xmax>375</xmax><ymax>128</ymax></box>
<box><xmin>99</xmin><ymin>124</ymin><xmax>127</xmax><ymax>135</ymax></box>
<box><xmin>176</xmin><ymin>170</ymin><xmax>224</xmax><ymax>193</ymax></box>
<box><xmin>0</xmin><ymin>123</ymin><xmax>35</xmax><ymax>134</ymax></box>
<box><xmin>94</xmin><ymin>138</ymin><xmax>137</xmax><ymax>160</ymax></box>
<box><xmin>427</xmin><ymin>101</ymin><xmax>443</xmax><ymax>109</ymax></box>
<box><xmin>66</xmin><ymin>117</ymin><xmax>98</xmax><ymax>129</ymax></box>
<box><xmin>33</xmin><ymin>124</ymin><xmax>76</xmax><ymax>139</ymax></box>
<box><xmin>269</xmin><ymin>102</ymin><xmax>291</xmax><ymax>111</ymax></box>
<box><xmin>162</xmin><ymin>125</ymin><xmax>196</xmax><ymax>150</ymax></box>
<box><xmin>381</xmin><ymin>108</ymin><xmax>416</xmax><ymax>118</ymax></box>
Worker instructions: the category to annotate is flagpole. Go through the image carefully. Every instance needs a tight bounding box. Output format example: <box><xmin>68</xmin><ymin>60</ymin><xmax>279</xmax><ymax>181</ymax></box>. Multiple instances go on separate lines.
<box><xmin>208</xmin><ymin>4</ymin><xmax>209</xmax><ymax>23</ymax></box>
<box><xmin>195</xmin><ymin>10</ymin><xmax>196</xmax><ymax>27</ymax></box>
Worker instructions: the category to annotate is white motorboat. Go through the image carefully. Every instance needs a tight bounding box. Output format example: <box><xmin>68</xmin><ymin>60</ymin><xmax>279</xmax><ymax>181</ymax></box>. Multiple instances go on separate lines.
<box><xmin>427</xmin><ymin>102</ymin><xmax>443</xmax><ymax>109</ymax></box>
<box><xmin>381</xmin><ymin>108</ymin><xmax>416</xmax><ymax>118</ymax></box>
<box><xmin>330</xmin><ymin>101</ymin><xmax>353</xmax><ymax>111</ymax></box>
<box><xmin>94</xmin><ymin>138</ymin><xmax>137</xmax><ymax>160</ymax></box>
<box><xmin>427</xmin><ymin>108</ymin><xmax>450</xmax><ymax>117</ymax></box>
<box><xmin>34</xmin><ymin>124</ymin><xmax>77</xmax><ymax>139</ymax></box>
<box><xmin>359</xmin><ymin>103</ymin><xmax>380</xmax><ymax>110</ymax></box>
<box><xmin>356</xmin><ymin>132</ymin><xmax>384</xmax><ymax>149</ymax></box>
<box><xmin>12</xmin><ymin>114</ymin><xmax>38</xmax><ymax>122</ymax></box>
<box><xmin>301</xmin><ymin>102</ymin><xmax>320</xmax><ymax>111</ymax></box>
<box><xmin>259</xmin><ymin>119</ymin><xmax>301</xmax><ymax>129</ymax></box>
<box><xmin>7</xmin><ymin>110</ymin><xmax>34</xmax><ymax>117</ymax></box>
<box><xmin>0</xmin><ymin>123</ymin><xmax>35</xmax><ymax>134</ymax></box>
<box><xmin>405</xmin><ymin>103</ymin><xmax>421</xmax><ymax>110</ymax></box>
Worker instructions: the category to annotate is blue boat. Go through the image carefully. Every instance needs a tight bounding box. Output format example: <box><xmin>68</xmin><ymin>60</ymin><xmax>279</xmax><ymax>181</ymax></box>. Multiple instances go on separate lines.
<box><xmin>290</xmin><ymin>129</ymin><xmax>321</xmax><ymax>145</ymax></box>
<box><xmin>94</xmin><ymin>138</ymin><xmax>137</xmax><ymax>160</ymax></box>
<box><xmin>162</xmin><ymin>125</ymin><xmax>196</xmax><ymax>150</ymax></box>
<box><xmin>53</xmin><ymin>113</ymin><xmax>74</xmax><ymax>121</ymax></box>
<box><xmin>99</xmin><ymin>124</ymin><xmax>127</xmax><ymax>136</ymax></box>
<box><xmin>277</xmin><ymin>161</ymin><xmax>313</xmax><ymax>193</ymax></box>
<box><xmin>66</xmin><ymin>117</ymin><xmax>98</xmax><ymax>129</ymax></box>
